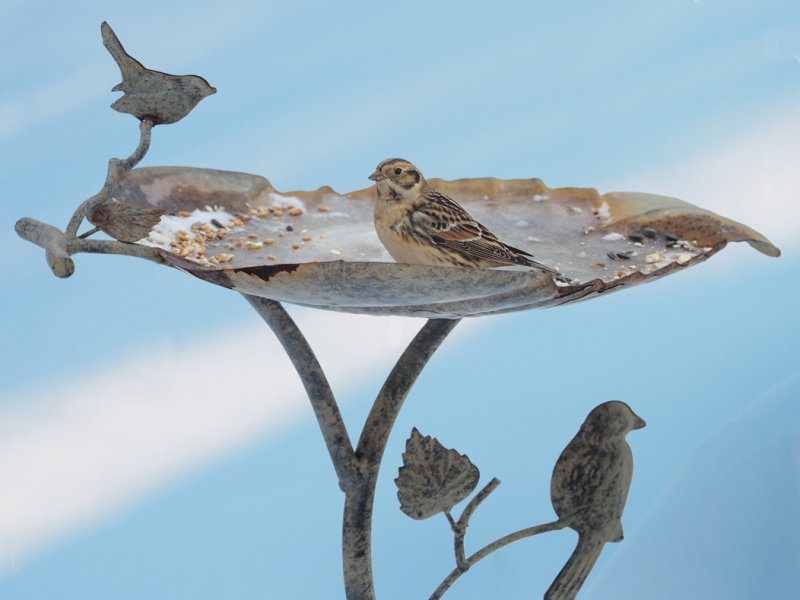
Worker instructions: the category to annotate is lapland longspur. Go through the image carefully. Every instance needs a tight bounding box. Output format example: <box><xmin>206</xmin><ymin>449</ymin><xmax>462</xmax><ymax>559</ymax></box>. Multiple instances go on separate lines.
<box><xmin>369</xmin><ymin>158</ymin><xmax>566</xmax><ymax>279</ymax></box>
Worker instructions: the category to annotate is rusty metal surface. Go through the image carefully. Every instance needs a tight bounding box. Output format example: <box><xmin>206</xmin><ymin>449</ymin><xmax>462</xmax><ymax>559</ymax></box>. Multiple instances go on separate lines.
<box><xmin>110</xmin><ymin>166</ymin><xmax>780</xmax><ymax>318</ymax></box>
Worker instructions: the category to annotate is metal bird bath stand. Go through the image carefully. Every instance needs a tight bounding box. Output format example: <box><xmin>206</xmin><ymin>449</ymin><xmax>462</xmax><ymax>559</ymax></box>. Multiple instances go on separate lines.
<box><xmin>14</xmin><ymin>23</ymin><xmax>781</xmax><ymax>600</ymax></box>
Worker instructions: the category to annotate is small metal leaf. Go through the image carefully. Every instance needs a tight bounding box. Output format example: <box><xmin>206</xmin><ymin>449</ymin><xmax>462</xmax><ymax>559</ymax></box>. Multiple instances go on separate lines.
<box><xmin>88</xmin><ymin>198</ymin><xmax>166</xmax><ymax>242</ymax></box>
<box><xmin>101</xmin><ymin>22</ymin><xmax>215</xmax><ymax>125</ymax></box>
<box><xmin>396</xmin><ymin>428</ymin><xmax>480</xmax><ymax>520</ymax></box>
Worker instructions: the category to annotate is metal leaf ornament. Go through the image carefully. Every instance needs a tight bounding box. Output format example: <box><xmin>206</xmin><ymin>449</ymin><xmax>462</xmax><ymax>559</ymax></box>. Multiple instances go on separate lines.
<box><xmin>396</xmin><ymin>428</ymin><xmax>480</xmax><ymax>520</ymax></box>
<box><xmin>88</xmin><ymin>198</ymin><xmax>166</xmax><ymax>242</ymax></box>
<box><xmin>101</xmin><ymin>22</ymin><xmax>215</xmax><ymax>125</ymax></box>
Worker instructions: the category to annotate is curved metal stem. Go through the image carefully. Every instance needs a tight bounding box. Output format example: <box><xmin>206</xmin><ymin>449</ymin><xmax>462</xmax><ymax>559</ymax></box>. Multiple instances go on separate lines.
<box><xmin>66</xmin><ymin>118</ymin><xmax>153</xmax><ymax>238</ymax></box>
<box><xmin>244</xmin><ymin>296</ymin><xmax>460</xmax><ymax>599</ymax></box>
<box><xmin>244</xmin><ymin>295</ymin><xmax>357</xmax><ymax>490</ymax></box>
<box><xmin>343</xmin><ymin>318</ymin><xmax>461</xmax><ymax>600</ymax></box>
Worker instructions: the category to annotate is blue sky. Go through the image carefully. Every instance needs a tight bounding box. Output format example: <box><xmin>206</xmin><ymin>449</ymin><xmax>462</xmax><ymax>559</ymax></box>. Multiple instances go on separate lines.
<box><xmin>2</xmin><ymin>1</ymin><xmax>799</xmax><ymax>598</ymax></box>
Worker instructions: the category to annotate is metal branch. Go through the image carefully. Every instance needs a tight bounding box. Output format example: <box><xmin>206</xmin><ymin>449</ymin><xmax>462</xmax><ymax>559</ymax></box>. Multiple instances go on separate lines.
<box><xmin>343</xmin><ymin>318</ymin><xmax>461</xmax><ymax>600</ymax></box>
<box><xmin>457</xmin><ymin>477</ymin><xmax>501</xmax><ymax>530</ymax></box>
<box><xmin>244</xmin><ymin>296</ymin><xmax>357</xmax><ymax>491</ymax></box>
<box><xmin>66</xmin><ymin>118</ymin><xmax>153</xmax><ymax>238</ymax></box>
<box><xmin>68</xmin><ymin>237</ymin><xmax>170</xmax><ymax>264</ymax></box>
<box><xmin>447</xmin><ymin>477</ymin><xmax>502</xmax><ymax>573</ymax></box>
<box><xmin>15</xmin><ymin>217</ymin><xmax>75</xmax><ymax>278</ymax></box>
<box><xmin>430</xmin><ymin>519</ymin><xmax>566</xmax><ymax>600</ymax></box>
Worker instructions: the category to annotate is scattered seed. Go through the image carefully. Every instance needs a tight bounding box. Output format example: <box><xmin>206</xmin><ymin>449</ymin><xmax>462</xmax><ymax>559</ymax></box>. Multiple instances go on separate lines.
<box><xmin>645</xmin><ymin>252</ymin><xmax>661</xmax><ymax>263</ymax></box>
<box><xmin>318</xmin><ymin>205</ymin><xmax>330</xmax><ymax>212</ymax></box>
<box><xmin>590</xmin><ymin>263</ymin><xmax>605</xmax><ymax>268</ymax></box>
<box><xmin>628</xmin><ymin>233</ymin><xmax>644</xmax><ymax>243</ymax></box>
<box><xmin>302</xmin><ymin>236</ymin><xmax>312</xmax><ymax>242</ymax></box>
<box><xmin>676</xmin><ymin>253</ymin><xmax>691</xmax><ymax>265</ymax></box>
<box><xmin>288</xmin><ymin>208</ymin><xmax>303</xmax><ymax>216</ymax></box>
<box><xmin>268</xmin><ymin>255</ymin><xmax>276</xmax><ymax>260</ymax></box>
<box><xmin>607</xmin><ymin>251</ymin><xmax>617</xmax><ymax>260</ymax></box>
<box><xmin>247</xmin><ymin>233</ymin><xmax>258</xmax><ymax>239</ymax></box>
<box><xmin>286</xmin><ymin>225</ymin><xmax>293</xmax><ymax>232</ymax></box>
<box><xmin>330</xmin><ymin>249</ymin><xmax>341</xmax><ymax>256</ymax></box>
<box><xmin>178</xmin><ymin>211</ymin><xmax>192</xmax><ymax>217</ymax></box>
<box><xmin>246</xmin><ymin>241</ymin><xmax>263</xmax><ymax>249</ymax></box>
<box><xmin>615</xmin><ymin>252</ymin><xmax>631</xmax><ymax>260</ymax></box>
<box><xmin>641</xmin><ymin>227</ymin><xmax>657</xmax><ymax>238</ymax></box>
<box><xmin>664</xmin><ymin>231</ymin><xmax>679</xmax><ymax>242</ymax></box>
<box><xmin>292</xmin><ymin>243</ymin><xmax>300</xmax><ymax>249</ymax></box>
<box><xmin>264</xmin><ymin>238</ymin><xmax>275</xmax><ymax>245</ymax></box>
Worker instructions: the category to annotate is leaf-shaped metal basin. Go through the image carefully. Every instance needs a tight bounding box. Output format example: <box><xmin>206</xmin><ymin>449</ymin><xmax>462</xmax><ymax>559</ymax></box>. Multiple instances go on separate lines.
<box><xmin>111</xmin><ymin>166</ymin><xmax>779</xmax><ymax>318</ymax></box>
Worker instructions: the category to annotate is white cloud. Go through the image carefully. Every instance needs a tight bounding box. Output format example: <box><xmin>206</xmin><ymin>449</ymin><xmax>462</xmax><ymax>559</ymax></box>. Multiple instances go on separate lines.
<box><xmin>0</xmin><ymin>309</ymin><xmax>479</xmax><ymax>575</ymax></box>
<box><xmin>615</xmin><ymin>96</ymin><xmax>800</xmax><ymax>254</ymax></box>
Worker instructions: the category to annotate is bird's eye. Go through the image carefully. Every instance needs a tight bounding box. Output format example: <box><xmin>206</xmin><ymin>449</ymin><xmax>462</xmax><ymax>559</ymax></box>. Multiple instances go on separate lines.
<box><xmin>394</xmin><ymin>167</ymin><xmax>403</xmax><ymax>175</ymax></box>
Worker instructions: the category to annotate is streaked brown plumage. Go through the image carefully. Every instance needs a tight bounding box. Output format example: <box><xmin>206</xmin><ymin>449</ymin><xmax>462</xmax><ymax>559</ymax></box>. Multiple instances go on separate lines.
<box><xmin>545</xmin><ymin>401</ymin><xmax>645</xmax><ymax>600</ymax></box>
<box><xmin>369</xmin><ymin>158</ymin><xmax>566</xmax><ymax>279</ymax></box>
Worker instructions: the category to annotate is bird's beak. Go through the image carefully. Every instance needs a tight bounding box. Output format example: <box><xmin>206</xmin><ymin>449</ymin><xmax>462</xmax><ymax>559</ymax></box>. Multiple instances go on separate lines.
<box><xmin>632</xmin><ymin>413</ymin><xmax>646</xmax><ymax>430</ymax></box>
<box><xmin>369</xmin><ymin>169</ymin><xmax>385</xmax><ymax>182</ymax></box>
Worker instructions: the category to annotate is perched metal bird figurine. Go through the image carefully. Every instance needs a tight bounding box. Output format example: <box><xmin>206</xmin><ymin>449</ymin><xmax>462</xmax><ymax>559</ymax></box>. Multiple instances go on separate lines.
<box><xmin>101</xmin><ymin>21</ymin><xmax>215</xmax><ymax>125</ymax></box>
<box><xmin>546</xmin><ymin>401</ymin><xmax>646</xmax><ymax>600</ymax></box>
<box><xmin>369</xmin><ymin>158</ymin><xmax>567</xmax><ymax>280</ymax></box>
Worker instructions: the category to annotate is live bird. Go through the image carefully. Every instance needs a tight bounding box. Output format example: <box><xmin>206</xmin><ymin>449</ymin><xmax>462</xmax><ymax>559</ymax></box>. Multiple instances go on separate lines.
<box><xmin>546</xmin><ymin>401</ymin><xmax>646</xmax><ymax>600</ymax></box>
<box><xmin>369</xmin><ymin>158</ymin><xmax>567</xmax><ymax>279</ymax></box>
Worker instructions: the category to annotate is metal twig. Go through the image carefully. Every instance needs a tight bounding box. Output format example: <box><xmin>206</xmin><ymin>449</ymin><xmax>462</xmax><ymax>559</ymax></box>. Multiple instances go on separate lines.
<box><xmin>430</xmin><ymin>519</ymin><xmax>566</xmax><ymax>600</ymax></box>
<box><xmin>447</xmin><ymin>477</ymin><xmax>502</xmax><ymax>573</ymax></box>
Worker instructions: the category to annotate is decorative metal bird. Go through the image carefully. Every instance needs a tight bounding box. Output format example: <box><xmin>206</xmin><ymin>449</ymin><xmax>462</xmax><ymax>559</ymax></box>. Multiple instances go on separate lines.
<box><xmin>546</xmin><ymin>401</ymin><xmax>645</xmax><ymax>600</ymax></box>
<box><xmin>101</xmin><ymin>21</ymin><xmax>215</xmax><ymax>125</ymax></box>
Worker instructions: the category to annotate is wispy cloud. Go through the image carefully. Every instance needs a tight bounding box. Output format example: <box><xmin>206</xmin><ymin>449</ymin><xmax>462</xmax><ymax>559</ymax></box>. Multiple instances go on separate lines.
<box><xmin>616</xmin><ymin>94</ymin><xmax>800</xmax><ymax>253</ymax></box>
<box><xmin>0</xmin><ymin>309</ymin><xmax>479</xmax><ymax>575</ymax></box>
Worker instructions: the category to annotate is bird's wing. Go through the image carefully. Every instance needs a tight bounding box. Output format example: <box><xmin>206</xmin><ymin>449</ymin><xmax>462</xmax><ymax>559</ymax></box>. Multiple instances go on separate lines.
<box><xmin>412</xmin><ymin>190</ymin><xmax>532</xmax><ymax>265</ymax></box>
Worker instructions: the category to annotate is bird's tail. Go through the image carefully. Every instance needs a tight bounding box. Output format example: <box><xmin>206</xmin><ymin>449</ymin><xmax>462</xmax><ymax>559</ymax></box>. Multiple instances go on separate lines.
<box><xmin>544</xmin><ymin>535</ymin><xmax>604</xmax><ymax>600</ymax></box>
<box><xmin>508</xmin><ymin>248</ymin><xmax>572</xmax><ymax>283</ymax></box>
